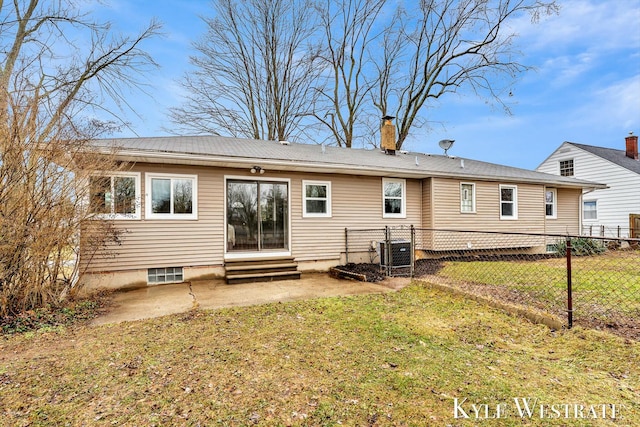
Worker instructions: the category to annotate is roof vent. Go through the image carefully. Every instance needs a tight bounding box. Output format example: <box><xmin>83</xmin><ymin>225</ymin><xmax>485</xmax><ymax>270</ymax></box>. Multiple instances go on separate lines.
<box><xmin>279</xmin><ymin>140</ymin><xmax>290</xmax><ymax>145</ymax></box>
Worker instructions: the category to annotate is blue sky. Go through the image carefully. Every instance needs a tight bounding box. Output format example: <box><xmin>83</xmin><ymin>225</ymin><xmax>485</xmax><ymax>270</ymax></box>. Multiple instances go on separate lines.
<box><xmin>94</xmin><ymin>0</ymin><xmax>640</xmax><ymax>170</ymax></box>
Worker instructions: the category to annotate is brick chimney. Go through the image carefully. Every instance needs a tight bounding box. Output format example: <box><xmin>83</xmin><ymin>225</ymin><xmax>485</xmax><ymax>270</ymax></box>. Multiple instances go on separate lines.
<box><xmin>381</xmin><ymin>116</ymin><xmax>396</xmax><ymax>155</ymax></box>
<box><xmin>626</xmin><ymin>132</ymin><xmax>638</xmax><ymax>160</ymax></box>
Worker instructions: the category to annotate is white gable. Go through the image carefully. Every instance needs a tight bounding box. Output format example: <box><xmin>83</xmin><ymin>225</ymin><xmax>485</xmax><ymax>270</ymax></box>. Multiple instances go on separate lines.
<box><xmin>537</xmin><ymin>142</ymin><xmax>640</xmax><ymax>236</ymax></box>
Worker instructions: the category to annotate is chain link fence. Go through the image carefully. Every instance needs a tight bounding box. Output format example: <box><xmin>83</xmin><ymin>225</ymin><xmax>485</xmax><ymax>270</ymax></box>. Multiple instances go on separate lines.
<box><xmin>582</xmin><ymin>224</ymin><xmax>638</xmax><ymax>239</ymax></box>
<box><xmin>343</xmin><ymin>227</ymin><xmax>640</xmax><ymax>340</ymax></box>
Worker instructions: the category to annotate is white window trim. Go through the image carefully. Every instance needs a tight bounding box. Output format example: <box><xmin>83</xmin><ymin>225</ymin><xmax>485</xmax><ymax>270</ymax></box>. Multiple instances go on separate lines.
<box><xmin>146</xmin><ymin>173</ymin><xmax>198</xmax><ymax>220</ymax></box>
<box><xmin>382</xmin><ymin>178</ymin><xmax>406</xmax><ymax>219</ymax></box>
<box><xmin>545</xmin><ymin>188</ymin><xmax>557</xmax><ymax>219</ymax></box>
<box><xmin>460</xmin><ymin>182</ymin><xmax>476</xmax><ymax>214</ymax></box>
<box><xmin>583</xmin><ymin>200</ymin><xmax>598</xmax><ymax>221</ymax></box>
<box><xmin>302</xmin><ymin>180</ymin><xmax>332</xmax><ymax>218</ymax></box>
<box><xmin>559</xmin><ymin>158</ymin><xmax>574</xmax><ymax>177</ymax></box>
<box><xmin>90</xmin><ymin>171</ymin><xmax>141</xmax><ymax>220</ymax></box>
<box><xmin>499</xmin><ymin>184</ymin><xmax>518</xmax><ymax>220</ymax></box>
<box><xmin>223</xmin><ymin>175</ymin><xmax>292</xmax><ymax>260</ymax></box>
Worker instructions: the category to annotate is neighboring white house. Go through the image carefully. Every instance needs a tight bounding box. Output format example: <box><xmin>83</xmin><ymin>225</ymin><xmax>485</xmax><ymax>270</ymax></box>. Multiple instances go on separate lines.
<box><xmin>537</xmin><ymin>133</ymin><xmax>640</xmax><ymax>238</ymax></box>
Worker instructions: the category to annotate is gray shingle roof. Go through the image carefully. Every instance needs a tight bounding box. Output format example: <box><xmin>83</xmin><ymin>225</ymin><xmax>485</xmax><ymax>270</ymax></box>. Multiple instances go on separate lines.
<box><xmin>568</xmin><ymin>142</ymin><xmax>640</xmax><ymax>174</ymax></box>
<box><xmin>92</xmin><ymin>135</ymin><xmax>604</xmax><ymax>189</ymax></box>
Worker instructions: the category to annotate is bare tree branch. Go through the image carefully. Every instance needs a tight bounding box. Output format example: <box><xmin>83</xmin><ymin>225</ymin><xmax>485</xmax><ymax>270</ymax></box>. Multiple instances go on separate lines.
<box><xmin>313</xmin><ymin>0</ymin><xmax>387</xmax><ymax>148</ymax></box>
<box><xmin>372</xmin><ymin>0</ymin><xmax>559</xmax><ymax>149</ymax></box>
<box><xmin>0</xmin><ymin>0</ymin><xmax>160</xmax><ymax>316</ymax></box>
<box><xmin>169</xmin><ymin>0</ymin><xmax>321</xmax><ymax>142</ymax></box>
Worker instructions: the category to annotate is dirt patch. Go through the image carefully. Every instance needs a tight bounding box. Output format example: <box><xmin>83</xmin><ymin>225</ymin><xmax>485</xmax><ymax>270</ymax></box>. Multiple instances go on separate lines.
<box><xmin>330</xmin><ymin>263</ymin><xmax>387</xmax><ymax>282</ymax></box>
<box><xmin>1</xmin><ymin>291</ymin><xmax>113</xmax><ymax>335</ymax></box>
<box><xmin>333</xmin><ymin>259</ymin><xmax>444</xmax><ymax>282</ymax></box>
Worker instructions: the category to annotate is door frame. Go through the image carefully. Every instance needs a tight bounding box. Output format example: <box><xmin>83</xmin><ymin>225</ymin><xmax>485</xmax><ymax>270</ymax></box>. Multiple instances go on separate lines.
<box><xmin>224</xmin><ymin>175</ymin><xmax>292</xmax><ymax>260</ymax></box>
<box><xmin>631</xmin><ymin>214</ymin><xmax>640</xmax><ymax>239</ymax></box>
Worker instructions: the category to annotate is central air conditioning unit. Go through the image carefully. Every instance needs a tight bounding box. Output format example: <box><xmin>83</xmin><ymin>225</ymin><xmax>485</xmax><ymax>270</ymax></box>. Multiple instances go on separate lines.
<box><xmin>379</xmin><ymin>240</ymin><xmax>411</xmax><ymax>268</ymax></box>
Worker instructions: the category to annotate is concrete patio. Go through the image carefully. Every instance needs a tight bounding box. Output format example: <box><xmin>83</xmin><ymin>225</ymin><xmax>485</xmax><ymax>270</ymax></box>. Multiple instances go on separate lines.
<box><xmin>91</xmin><ymin>273</ymin><xmax>409</xmax><ymax>325</ymax></box>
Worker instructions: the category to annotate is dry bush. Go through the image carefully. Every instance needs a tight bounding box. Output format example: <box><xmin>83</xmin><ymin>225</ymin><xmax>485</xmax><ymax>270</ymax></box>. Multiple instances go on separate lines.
<box><xmin>0</xmin><ymin>107</ymin><xmax>126</xmax><ymax>316</ymax></box>
<box><xmin>0</xmin><ymin>0</ymin><xmax>159</xmax><ymax>317</ymax></box>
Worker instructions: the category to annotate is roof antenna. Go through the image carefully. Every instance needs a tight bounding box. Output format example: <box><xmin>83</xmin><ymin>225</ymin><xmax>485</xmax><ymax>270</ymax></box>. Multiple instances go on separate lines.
<box><xmin>438</xmin><ymin>139</ymin><xmax>455</xmax><ymax>157</ymax></box>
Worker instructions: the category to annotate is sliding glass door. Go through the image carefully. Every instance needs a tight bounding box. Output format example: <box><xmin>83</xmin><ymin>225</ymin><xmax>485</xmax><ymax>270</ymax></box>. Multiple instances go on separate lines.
<box><xmin>226</xmin><ymin>180</ymin><xmax>288</xmax><ymax>253</ymax></box>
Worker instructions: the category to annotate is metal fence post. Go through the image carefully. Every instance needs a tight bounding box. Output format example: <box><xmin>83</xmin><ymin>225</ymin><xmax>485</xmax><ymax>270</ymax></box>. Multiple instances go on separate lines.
<box><xmin>566</xmin><ymin>237</ymin><xmax>573</xmax><ymax>329</ymax></box>
<box><xmin>410</xmin><ymin>225</ymin><xmax>415</xmax><ymax>278</ymax></box>
<box><xmin>385</xmin><ymin>226</ymin><xmax>391</xmax><ymax>277</ymax></box>
<box><xmin>345</xmin><ymin>228</ymin><xmax>349</xmax><ymax>264</ymax></box>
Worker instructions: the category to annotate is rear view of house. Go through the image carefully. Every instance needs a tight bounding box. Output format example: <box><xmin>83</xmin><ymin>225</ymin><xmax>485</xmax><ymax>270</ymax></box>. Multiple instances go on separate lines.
<box><xmin>82</xmin><ymin>129</ymin><xmax>603</xmax><ymax>290</ymax></box>
<box><xmin>537</xmin><ymin>133</ymin><xmax>640</xmax><ymax>238</ymax></box>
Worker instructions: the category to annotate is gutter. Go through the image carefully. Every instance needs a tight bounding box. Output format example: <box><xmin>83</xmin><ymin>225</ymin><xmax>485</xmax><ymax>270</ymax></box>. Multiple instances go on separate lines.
<box><xmin>98</xmin><ymin>147</ymin><xmax>606</xmax><ymax>191</ymax></box>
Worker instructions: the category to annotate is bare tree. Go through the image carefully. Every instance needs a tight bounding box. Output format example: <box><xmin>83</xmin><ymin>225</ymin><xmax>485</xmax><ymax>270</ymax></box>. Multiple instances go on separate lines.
<box><xmin>0</xmin><ymin>0</ymin><xmax>160</xmax><ymax>316</ymax></box>
<box><xmin>313</xmin><ymin>0</ymin><xmax>387</xmax><ymax>148</ymax></box>
<box><xmin>169</xmin><ymin>0</ymin><xmax>321</xmax><ymax>141</ymax></box>
<box><xmin>373</xmin><ymin>0</ymin><xmax>559</xmax><ymax>150</ymax></box>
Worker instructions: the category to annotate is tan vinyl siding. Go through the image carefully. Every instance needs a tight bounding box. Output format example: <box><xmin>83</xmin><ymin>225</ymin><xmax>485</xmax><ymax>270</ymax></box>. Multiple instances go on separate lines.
<box><xmin>426</xmin><ymin>178</ymin><xmax>547</xmax><ymax>251</ymax></box>
<box><xmin>545</xmin><ymin>188</ymin><xmax>581</xmax><ymax>235</ymax></box>
<box><xmin>421</xmin><ymin>178</ymin><xmax>433</xmax><ymax>228</ymax></box>
<box><xmin>290</xmin><ymin>172</ymin><xmax>422</xmax><ymax>262</ymax></box>
<box><xmin>431</xmin><ymin>178</ymin><xmax>545</xmax><ymax>232</ymax></box>
<box><xmin>84</xmin><ymin>165</ymin><xmax>423</xmax><ymax>272</ymax></box>
<box><xmin>85</xmin><ymin>163</ymin><xmax>225</xmax><ymax>272</ymax></box>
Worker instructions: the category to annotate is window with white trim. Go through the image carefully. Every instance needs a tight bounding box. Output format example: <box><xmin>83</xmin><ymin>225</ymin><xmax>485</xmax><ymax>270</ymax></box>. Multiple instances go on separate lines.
<box><xmin>89</xmin><ymin>172</ymin><xmax>140</xmax><ymax>219</ymax></box>
<box><xmin>545</xmin><ymin>188</ymin><xmax>557</xmax><ymax>219</ymax></box>
<box><xmin>499</xmin><ymin>185</ymin><xmax>518</xmax><ymax>219</ymax></box>
<box><xmin>460</xmin><ymin>183</ymin><xmax>476</xmax><ymax>213</ymax></box>
<box><xmin>302</xmin><ymin>180</ymin><xmax>331</xmax><ymax>217</ymax></box>
<box><xmin>559</xmin><ymin>159</ymin><xmax>574</xmax><ymax>177</ymax></box>
<box><xmin>383</xmin><ymin>178</ymin><xmax>406</xmax><ymax>218</ymax></box>
<box><xmin>583</xmin><ymin>200</ymin><xmax>597</xmax><ymax>220</ymax></box>
<box><xmin>146</xmin><ymin>173</ymin><xmax>198</xmax><ymax>219</ymax></box>
<box><xmin>148</xmin><ymin>267</ymin><xmax>183</xmax><ymax>284</ymax></box>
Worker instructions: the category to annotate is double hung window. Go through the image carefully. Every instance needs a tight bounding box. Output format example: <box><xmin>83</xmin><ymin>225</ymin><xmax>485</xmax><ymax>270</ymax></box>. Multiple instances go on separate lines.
<box><xmin>460</xmin><ymin>183</ymin><xmax>476</xmax><ymax>213</ymax></box>
<box><xmin>545</xmin><ymin>189</ymin><xmax>557</xmax><ymax>218</ymax></box>
<box><xmin>499</xmin><ymin>185</ymin><xmax>518</xmax><ymax>219</ymax></box>
<box><xmin>383</xmin><ymin>178</ymin><xmax>406</xmax><ymax>218</ymax></box>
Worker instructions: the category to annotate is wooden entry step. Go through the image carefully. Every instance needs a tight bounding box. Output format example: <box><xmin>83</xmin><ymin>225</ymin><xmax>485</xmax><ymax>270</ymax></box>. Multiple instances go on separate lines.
<box><xmin>224</xmin><ymin>256</ymin><xmax>300</xmax><ymax>284</ymax></box>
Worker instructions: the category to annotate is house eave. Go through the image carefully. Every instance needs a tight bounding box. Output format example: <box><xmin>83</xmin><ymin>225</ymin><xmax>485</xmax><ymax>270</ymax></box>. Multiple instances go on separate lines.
<box><xmin>107</xmin><ymin>149</ymin><xmax>603</xmax><ymax>190</ymax></box>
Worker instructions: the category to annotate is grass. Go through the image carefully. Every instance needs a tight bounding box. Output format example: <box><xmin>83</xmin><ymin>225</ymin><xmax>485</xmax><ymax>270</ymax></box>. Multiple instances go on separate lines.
<box><xmin>1</xmin><ymin>283</ymin><xmax>638</xmax><ymax>426</ymax></box>
<box><xmin>438</xmin><ymin>250</ymin><xmax>640</xmax><ymax>323</ymax></box>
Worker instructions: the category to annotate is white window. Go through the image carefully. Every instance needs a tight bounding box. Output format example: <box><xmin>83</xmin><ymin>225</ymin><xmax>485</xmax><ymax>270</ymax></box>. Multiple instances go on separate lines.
<box><xmin>583</xmin><ymin>200</ymin><xmax>597</xmax><ymax>220</ymax></box>
<box><xmin>382</xmin><ymin>178</ymin><xmax>406</xmax><ymax>218</ymax></box>
<box><xmin>146</xmin><ymin>173</ymin><xmax>198</xmax><ymax>220</ymax></box>
<box><xmin>89</xmin><ymin>172</ymin><xmax>140</xmax><ymax>219</ymax></box>
<box><xmin>460</xmin><ymin>183</ymin><xmax>476</xmax><ymax>213</ymax></box>
<box><xmin>148</xmin><ymin>267</ymin><xmax>183</xmax><ymax>284</ymax></box>
<box><xmin>545</xmin><ymin>188</ymin><xmax>557</xmax><ymax>219</ymax></box>
<box><xmin>499</xmin><ymin>185</ymin><xmax>518</xmax><ymax>220</ymax></box>
<box><xmin>559</xmin><ymin>159</ymin><xmax>574</xmax><ymax>177</ymax></box>
<box><xmin>302</xmin><ymin>180</ymin><xmax>331</xmax><ymax>217</ymax></box>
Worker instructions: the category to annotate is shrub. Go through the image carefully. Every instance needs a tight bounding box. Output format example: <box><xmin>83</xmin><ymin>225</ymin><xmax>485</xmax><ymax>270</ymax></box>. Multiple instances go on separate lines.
<box><xmin>551</xmin><ymin>237</ymin><xmax>606</xmax><ymax>256</ymax></box>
